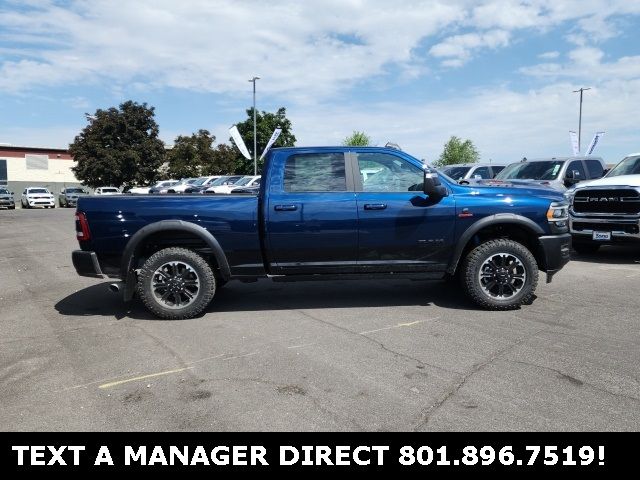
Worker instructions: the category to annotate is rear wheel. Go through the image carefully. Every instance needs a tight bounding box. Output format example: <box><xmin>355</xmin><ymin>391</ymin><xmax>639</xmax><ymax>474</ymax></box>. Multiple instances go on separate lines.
<box><xmin>573</xmin><ymin>241</ymin><xmax>601</xmax><ymax>255</ymax></box>
<box><xmin>137</xmin><ymin>247</ymin><xmax>216</xmax><ymax>319</ymax></box>
<box><xmin>460</xmin><ymin>239</ymin><xmax>538</xmax><ymax>310</ymax></box>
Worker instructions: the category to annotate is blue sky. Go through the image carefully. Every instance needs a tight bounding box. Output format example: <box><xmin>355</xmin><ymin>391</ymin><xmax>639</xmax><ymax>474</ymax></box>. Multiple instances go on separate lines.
<box><xmin>1</xmin><ymin>0</ymin><xmax>640</xmax><ymax>164</ymax></box>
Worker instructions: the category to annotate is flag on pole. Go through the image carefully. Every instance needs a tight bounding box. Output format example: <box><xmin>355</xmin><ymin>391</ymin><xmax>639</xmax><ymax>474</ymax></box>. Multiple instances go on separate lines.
<box><xmin>585</xmin><ymin>131</ymin><xmax>605</xmax><ymax>155</ymax></box>
<box><xmin>259</xmin><ymin>127</ymin><xmax>282</xmax><ymax>160</ymax></box>
<box><xmin>229</xmin><ymin>125</ymin><xmax>252</xmax><ymax>160</ymax></box>
<box><xmin>569</xmin><ymin>131</ymin><xmax>579</xmax><ymax>156</ymax></box>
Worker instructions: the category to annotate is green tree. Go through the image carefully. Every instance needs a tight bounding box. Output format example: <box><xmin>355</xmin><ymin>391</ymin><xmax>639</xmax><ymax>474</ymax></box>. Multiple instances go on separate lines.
<box><xmin>70</xmin><ymin>101</ymin><xmax>165</xmax><ymax>189</ymax></box>
<box><xmin>166</xmin><ymin>129</ymin><xmax>216</xmax><ymax>179</ymax></box>
<box><xmin>203</xmin><ymin>144</ymin><xmax>242</xmax><ymax>175</ymax></box>
<box><xmin>342</xmin><ymin>131</ymin><xmax>371</xmax><ymax>146</ymax></box>
<box><xmin>233</xmin><ymin>107</ymin><xmax>296</xmax><ymax>174</ymax></box>
<box><xmin>434</xmin><ymin>136</ymin><xmax>480</xmax><ymax>167</ymax></box>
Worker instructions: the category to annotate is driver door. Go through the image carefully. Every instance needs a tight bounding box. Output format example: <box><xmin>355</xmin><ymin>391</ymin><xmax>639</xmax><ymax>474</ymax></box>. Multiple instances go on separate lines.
<box><xmin>353</xmin><ymin>151</ymin><xmax>456</xmax><ymax>272</ymax></box>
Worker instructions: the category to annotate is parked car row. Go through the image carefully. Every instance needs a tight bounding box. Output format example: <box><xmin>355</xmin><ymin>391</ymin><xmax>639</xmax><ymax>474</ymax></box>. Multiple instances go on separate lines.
<box><xmin>441</xmin><ymin>156</ymin><xmax>607</xmax><ymax>191</ymax></box>
<box><xmin>125</xmin><ymin>175</ymin><xmax>262</xmax><ymax>195</ymax></box>
<box><xmin>2</xmin><ymin>175</ymin><xmax>263</xmax><ymax>210</ymax></box>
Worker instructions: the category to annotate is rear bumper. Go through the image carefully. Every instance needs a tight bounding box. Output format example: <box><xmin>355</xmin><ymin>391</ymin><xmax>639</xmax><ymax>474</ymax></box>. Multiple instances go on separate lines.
<box><xmin>538</xmin><ymin>233</ymin><xmax>572</xmax><ymax>282</ymax></box>
<box><xmin>72</xmin><ymin>250</ymin><xmax>105</xmax><ymax>278</ymax></box>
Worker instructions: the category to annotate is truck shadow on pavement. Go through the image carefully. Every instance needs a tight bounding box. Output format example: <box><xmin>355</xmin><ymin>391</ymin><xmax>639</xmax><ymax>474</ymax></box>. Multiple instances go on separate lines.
<box><xmin>55</xmin><ymin>278</ymin><xmax>479</xmax><ymax>321</ymax></box>
<box><xmin>570</xmin><ymin>245</ymin><xmax>640</xmax><ymax>265</ymax></box>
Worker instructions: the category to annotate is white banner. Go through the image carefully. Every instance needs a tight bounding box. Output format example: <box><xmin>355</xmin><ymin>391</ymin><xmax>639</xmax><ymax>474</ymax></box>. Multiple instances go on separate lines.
<box><xmin>569</xmin><ymin>131</ymin><xmax>579</xmax><ymax>156</ymax></box>
<box><xmin>586</xmin><ymin>131</ymin><xmax>605</xmax><ymax>155</ymax></box>
<box><xmin>229</xmin><ymin>125</ymin><xmax>252</xmax><ymax>160</ymax></box>
<box><xmin>259</xmin><ymin>127</ymin><xmax>282</xmax><ymax>160</ymax></box>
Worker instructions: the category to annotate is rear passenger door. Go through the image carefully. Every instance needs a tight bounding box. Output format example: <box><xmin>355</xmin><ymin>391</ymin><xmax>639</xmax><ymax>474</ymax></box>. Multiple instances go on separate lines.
<box><xmin>266</xmin><ymin>151</ymin><xmax>358</xmax><ymax>274</ymax></box>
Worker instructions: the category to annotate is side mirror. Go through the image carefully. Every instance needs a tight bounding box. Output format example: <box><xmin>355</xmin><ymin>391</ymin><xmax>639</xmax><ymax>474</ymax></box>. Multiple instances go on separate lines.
<box><xmin>565</xmin><ymin>170</ymin><xmax>581</xmax><ymax>185</ymax></box>
<box><xmin>423</xmin><ymin>170</ymin><xmax>448</xmax><ymax>201</ymax></box>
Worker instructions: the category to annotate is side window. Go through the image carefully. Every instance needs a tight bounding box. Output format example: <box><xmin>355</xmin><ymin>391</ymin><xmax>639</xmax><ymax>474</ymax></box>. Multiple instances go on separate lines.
<box><xmin>567</xmin><ymin>161</ymin><xmax>586</xmax><ymax>180</ymax></box>
<box><xmin>471</xmin><ymin>166</ymin><xmax>491</xmax><ymax>179</ymax></box>
<box><xmin>356</xmin><ymin>152</ymin><xmax>423</xmax><ymax>192</ymax></box>
<box><xmin>491</xmin><ymin>166</ymin><xmax>505</xmax><ymax>177</ymax></box>
<box><xmin>284</xmin><ymin>153</ymin><xmax>347</xmax><ymax>192</ymax></box>
<box><xmin>23</xmin><ymin>189</ymin><xmax>26</xmax><ymax>194</ymax></box>
<box><xmin>585</xmin><ymin>160</ymin><xmax>604</xmax><ymax>179</ymax></box>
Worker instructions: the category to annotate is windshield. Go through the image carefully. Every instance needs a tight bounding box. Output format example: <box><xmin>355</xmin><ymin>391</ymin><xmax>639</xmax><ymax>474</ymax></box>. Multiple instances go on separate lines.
<box><xmin>606</xmin><ymin>156</ymin><xmax>640</xmax><ymax>177</ymax></box>
<box><xmin>233</xmin><ymin>177</ymin><xmax>254</xmax><ymax>186</ymax></box>
<box><xmin>0</xmin><ymin>188</ymin><xmax>9</xmax><ymax>195</ymax></box>
<box><xmin>29</xmin><ymin>188</ymin><xmax>49</xmax><ymax>194</ymax></box>
<box><xmin>191</xmin><ymin>177</ymin><xmax>209</xmax><ymax>186</ymax></box>
<box><xmin>496</xmin><ymin>161</ymin><xmax>565</xmax><ymax>181</ymax></box>
<box><xmin>66</xmin><ymin>188</ymin><xmax>84</xmax><ymax>193</ymax></box>
<box><xmin>441</xmin><ymin>166</ymin><xmax>471</xmax><ymax>180</ymax></box>
<box><xmin>209</xmin><ymin>176</ymin><xmax>232</xmax><ymax>186</ymax></box>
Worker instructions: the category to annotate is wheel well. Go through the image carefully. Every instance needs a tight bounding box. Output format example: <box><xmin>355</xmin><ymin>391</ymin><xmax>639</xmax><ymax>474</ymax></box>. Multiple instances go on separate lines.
<box><xmin>133</xmin><ymin>229</ymin><xmax>220</xmax><ymax>273</ymax></box>
<box><xmin>456</xmin><ymin>223</ymin><xmax>543</xmax><ymax>273</ymax></box>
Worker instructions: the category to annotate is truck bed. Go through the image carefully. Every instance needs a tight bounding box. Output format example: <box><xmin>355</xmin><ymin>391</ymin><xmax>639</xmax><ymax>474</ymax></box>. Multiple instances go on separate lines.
<box><xmin>77</xmin><ymin>194</ymin><xmax>263</xmax><ymax>276</ymax></box>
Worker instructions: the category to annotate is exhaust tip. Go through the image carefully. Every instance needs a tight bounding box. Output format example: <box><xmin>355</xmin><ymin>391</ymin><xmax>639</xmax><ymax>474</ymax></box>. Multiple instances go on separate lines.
<box><xmin>109</xmin><ymin>283</ymin><xmax>121</xmax><ymax>294</ymax></box>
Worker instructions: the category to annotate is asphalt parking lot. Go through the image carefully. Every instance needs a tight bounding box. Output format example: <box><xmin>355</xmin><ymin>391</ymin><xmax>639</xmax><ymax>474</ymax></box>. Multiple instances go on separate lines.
<box><xmin>1</xmin><ymin>207</ymin><xmax>639</xmax><ymax>431</ymax></box>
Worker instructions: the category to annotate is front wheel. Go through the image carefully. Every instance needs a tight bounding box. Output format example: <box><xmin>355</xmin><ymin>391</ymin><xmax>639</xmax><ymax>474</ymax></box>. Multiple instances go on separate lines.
<box><xmin>137</xmin><ymin>247</ymin><xmax>216</xmax><ymax>319</ymax></box>
<box><xmin>460</xmin><ymin>239</ymin><xmax>539</xmax><ymax>310</ymax></box>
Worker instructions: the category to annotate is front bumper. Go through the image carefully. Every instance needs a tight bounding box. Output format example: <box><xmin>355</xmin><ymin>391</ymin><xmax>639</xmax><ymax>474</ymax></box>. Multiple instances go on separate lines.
<box><xmin>538</xmin><ymin>233</ymin><xmax>572</xmax><ymax>282</ymax></box>
<box><xmin>0</xmin><ymin>199</ymin><xmax>14</xmax><ymax>208</ymax></box>
<box><xmin>72</xmin><ymin>250</ymin><xmax>105</xmax><ymax>278</ymax></box>
<box><xmin>27</xmin><ymin>199</ymin><xmax>54</xmax><ymax>207</ymax></box>
<box><xmin>570</xmin><ymin>216</ymin><xmax>640</xmax><ymax>243</ymax></box>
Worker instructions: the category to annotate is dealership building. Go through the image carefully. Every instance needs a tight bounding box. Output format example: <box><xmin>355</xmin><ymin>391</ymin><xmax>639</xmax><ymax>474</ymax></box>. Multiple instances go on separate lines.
<box><xmin>0</xmin><ymin>145</ymin><xmax>83</xmax><ymax>199</ymax></box>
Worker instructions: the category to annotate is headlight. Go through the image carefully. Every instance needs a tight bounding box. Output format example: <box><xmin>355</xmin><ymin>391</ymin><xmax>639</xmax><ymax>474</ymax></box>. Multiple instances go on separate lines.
<box><xmin>547</xmin><ymin>202</ymin><xmax>568</xmax><ymax>226</ymax></box>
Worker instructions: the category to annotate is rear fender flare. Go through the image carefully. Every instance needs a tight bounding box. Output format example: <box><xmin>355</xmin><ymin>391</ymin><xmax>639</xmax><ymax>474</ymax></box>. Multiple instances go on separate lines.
<box><xmin>120</xmin><ymin>220</ymin><xmax>231</xmax><ymax>280</ymax></box>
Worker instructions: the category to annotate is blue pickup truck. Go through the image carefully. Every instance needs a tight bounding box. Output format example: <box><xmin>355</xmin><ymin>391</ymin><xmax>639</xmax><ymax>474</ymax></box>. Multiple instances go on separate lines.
<box><xmin>72</xmin><ymin>146</ymin><xmax>571</xmax><ymax>319</ymax></box>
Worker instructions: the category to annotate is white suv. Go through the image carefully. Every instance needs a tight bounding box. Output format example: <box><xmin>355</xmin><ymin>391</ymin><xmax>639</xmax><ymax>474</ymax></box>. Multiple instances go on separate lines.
<box><xmin>94</xmin><ymin>187</ymin><xmax>122</xmax><ymax>195</ymax></box>
<box><xmin>21</xmin><ymin>187</ymin><xmax>55</xmax><ymax>209</ymax></box>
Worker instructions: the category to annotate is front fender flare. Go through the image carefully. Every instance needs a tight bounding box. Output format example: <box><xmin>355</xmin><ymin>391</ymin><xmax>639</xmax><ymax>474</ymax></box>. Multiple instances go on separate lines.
<box><xmin>446</xmin><ymin>214</ymin><xmax>545</xmax><ymax>274</ymax></box>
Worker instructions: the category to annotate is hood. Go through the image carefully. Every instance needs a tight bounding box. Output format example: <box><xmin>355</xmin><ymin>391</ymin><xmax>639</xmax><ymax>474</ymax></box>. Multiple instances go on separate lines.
<box><xmin>571</xmin><ymin>174</ymin><xmax>640</xmax><ymax>189</ymax></box>
<box><xmin>475</xmin><ymin>178</ymin><xmax>564</xmax><ymax>190</ymax></box>
<box><xmin>462</xmin><ymin>181</ymin><xmax>565</xmax><ymax>202</ymax></box>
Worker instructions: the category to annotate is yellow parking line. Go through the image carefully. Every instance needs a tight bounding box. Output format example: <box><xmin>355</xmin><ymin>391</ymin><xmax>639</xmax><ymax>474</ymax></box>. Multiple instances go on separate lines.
<box><xmin>98</xmin><ymin>366</ymin><xmax>194</xmax><ymax>389</ymax></box>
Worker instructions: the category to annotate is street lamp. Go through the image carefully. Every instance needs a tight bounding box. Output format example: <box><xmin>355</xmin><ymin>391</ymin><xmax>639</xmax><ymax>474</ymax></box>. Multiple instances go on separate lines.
<box><xmin>573</xmin><ymin>87</ymin><xmax>591</xmax><ymax>153</ymax></box>
<box><xmin>248</xmin><ymin>76</ymin><xmax>260</xmax><ymax>175</ymax></box>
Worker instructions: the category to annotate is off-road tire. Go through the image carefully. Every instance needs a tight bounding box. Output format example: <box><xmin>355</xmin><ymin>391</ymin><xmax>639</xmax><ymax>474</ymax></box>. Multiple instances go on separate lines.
<box><xmin>137</xmin><ymin>247</ymin><xmax>216</xmax><ymax>319</ymax></box>
<box><xmin>460</xmin><ymin>239</ymin><xmax>538</xmax><ymax>310</ymax></box>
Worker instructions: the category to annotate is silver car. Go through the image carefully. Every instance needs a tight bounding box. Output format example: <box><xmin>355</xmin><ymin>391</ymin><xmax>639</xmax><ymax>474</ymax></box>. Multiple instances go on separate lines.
<box><xmin>488</xmin><ymin>156</ymin><xmax>607</xmax><ymax>191</ymax></box>
<box><xmin>58</xmin><ymin>187</ymin><xmax>88</xmax><ymax>208</ymax></box>
<box><xmin>440</xmin><ymin>163</ymin><xmax>507</xmax><ymax>183</ymax></box>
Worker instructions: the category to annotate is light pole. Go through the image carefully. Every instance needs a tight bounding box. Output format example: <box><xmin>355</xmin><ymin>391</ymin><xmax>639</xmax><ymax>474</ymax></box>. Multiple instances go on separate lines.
<box><xmin>573</xmin><ymin>87</ymin><xmax>591</xmax><ymax>153</ymax></box>
<box><xmin>248</xmin><ymin>76</ymin><xmax>260</xmax><ymax>175</ymax></box>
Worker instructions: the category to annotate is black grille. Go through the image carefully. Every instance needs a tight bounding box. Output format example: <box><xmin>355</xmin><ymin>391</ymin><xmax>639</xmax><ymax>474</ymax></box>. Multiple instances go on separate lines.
<box><xmin>573</xmin><ymin>188</ymin><xmax>640</xmax><ymax>214</ymax></box>
<box><xmin>572</xmin><ymin>222</ymin><xmax>639</xmax><ymax>235</ymax></box>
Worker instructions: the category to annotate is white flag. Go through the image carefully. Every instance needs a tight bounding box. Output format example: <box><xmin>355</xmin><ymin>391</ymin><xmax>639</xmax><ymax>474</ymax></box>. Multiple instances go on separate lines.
<box><xmin>229</xmin><ymin>125</ymin><xmax>252</xmax><ymax>160</ymax></box>
<box><xmin>586</xmin><ymin>131</ymin><xmax>605</xmax><ymax>155</ymax></box>
<box><xmin>569</xmin><ymin>131</ymin><xmax>579</xmax><ymax>156</ymax></box>
<box><xmin>259</xmin><ymin>127</ymin><xmax>282</xmax><ymax>160</ymax></box>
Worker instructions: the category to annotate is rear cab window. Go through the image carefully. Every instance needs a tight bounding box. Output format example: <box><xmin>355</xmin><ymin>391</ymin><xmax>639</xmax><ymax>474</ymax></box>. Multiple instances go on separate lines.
<box><xmin>284</xmin><ymin>153</ymin><xmax>347</xmax><ymax>192</ymax></box>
